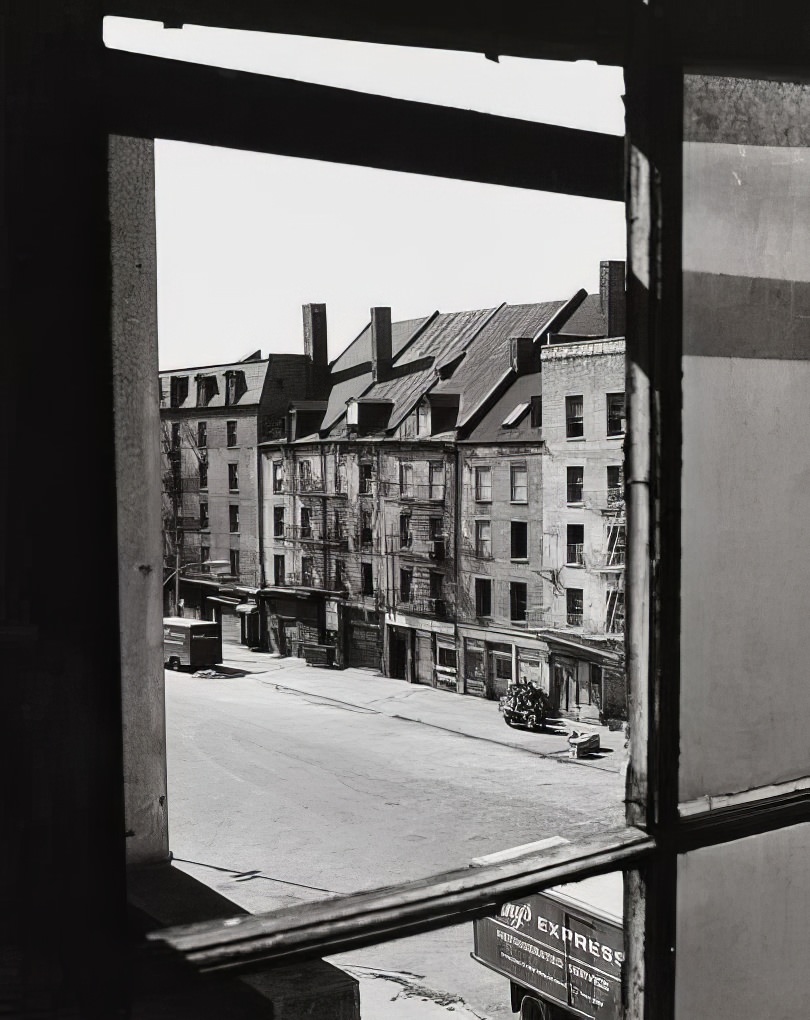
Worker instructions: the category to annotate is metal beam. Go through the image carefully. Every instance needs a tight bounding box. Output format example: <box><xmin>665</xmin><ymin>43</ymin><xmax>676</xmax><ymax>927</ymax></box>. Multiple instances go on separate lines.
<box><xmin>104</xmin><ymin>50</ymin><xmax>624</xmax><ymax>201</ymax></box>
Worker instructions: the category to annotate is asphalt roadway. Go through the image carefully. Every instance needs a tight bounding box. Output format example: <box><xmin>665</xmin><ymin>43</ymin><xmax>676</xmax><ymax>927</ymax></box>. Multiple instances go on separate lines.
<box><xmin>165</xmin><ymin>646</ymin><xmax>627</xmax><ymax>1019</ymax></box>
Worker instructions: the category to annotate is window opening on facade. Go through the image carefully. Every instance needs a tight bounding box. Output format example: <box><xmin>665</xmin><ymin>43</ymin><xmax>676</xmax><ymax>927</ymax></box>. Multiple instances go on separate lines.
<box><xmin>565</xmin><ymin>395</ymin><xmax>584</xmax><ymax>438</ymax></box>
<box><xmin>226</xmin><ymin>420</ymin><xmax>237</xmax><ymax>446</ymax></box>
<box><xmin>474</xmin><ymin>577</ymin><xmax>492</xmax><ymax>617</ymax></box>
<box><xmin>197</xmin><ymin>421</ymin><xmax>207</xmax><ymax>448</ymax></box>
<box><xmin>509</xmin><ymin>581</ymin><xmax>528</xmax><ymax>622</ymax></box>
<box><xmin>474</xmin><ymin>465</ymin><xmax>492</xmax><ymax>502</ymax></box>
<box><xmin>510</xmin><ymin>464</ymin><xmax>528</xmax><ymax>502</ymax></box>
<box><xmin>566</xmin><ymin>523</ymin><xmax>585</xmax><ymax>565</ymax></box>
<box><xmin>228</xmin><ymin>463</ymin><xmax>239</xmax><ymax>491</ymax></box>
<box><xmin>229</xmin><ymin>504</ymin><xmax>239</xmax><ymax>533</ymax></box>
<box><xmin>511</xmin><ymin>520</ymin><xmax>528</xmax><ymax>559</ymax></box>
<box><xmin>566</xmin><ymin>587</ymin><xmax>584</xmax><ymax>626</ymax></box>
<box><xmin>567</xmin><ymin>465</ymin><xmax>584</xmax><ymax>503</ymax></box>
<box><xmin>606</xmin><ymin>391</ymin><xmax>625</xmax><ymax>436</ymax></box>
<box><xmin>475</xmin><ymin>519</ymin><xmax>491</xmax><ymax>558</ymax></box>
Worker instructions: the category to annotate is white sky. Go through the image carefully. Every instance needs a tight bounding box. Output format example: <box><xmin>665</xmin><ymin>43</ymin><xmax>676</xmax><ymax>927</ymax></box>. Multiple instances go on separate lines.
<box><xmin>104</xmin><ymin>19</ymin><xmax>626</xmax><ymax>370</ymax></box>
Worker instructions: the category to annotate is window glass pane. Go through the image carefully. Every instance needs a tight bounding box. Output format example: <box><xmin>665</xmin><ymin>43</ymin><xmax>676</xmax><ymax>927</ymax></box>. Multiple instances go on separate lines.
<box><xmin>681</xmin><ymin>72</ymin><xmax>810</xmax><ymax>800</ymax></box>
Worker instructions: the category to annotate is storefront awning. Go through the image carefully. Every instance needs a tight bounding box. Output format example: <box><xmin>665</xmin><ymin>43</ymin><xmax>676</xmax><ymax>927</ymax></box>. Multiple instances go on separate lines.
<box><xmin>235</xmin><ymin>603</ymin><xmax>257</xmax><ymax>614</ymax></box>
<box><xmin>207</xmin><ymin>596</ymin><xmax>241</xmax><ymax>607</ymax></box>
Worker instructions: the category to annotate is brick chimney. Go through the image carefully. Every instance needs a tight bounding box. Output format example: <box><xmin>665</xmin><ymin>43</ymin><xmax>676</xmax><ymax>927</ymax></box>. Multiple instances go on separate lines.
<box><xmin>302</xmin><ymin>303</ymin><xmax>328</xmax><ymax>367</ymax></box>
<box><xmin>302</xmin><ymin>303</ymin><xmax>328</xmax><ymax>397</ymax></box>
<box><xmin>599</xmin><ymin>260</ymin><xmax>626</xmax><ymax>337</ymax></box>
<box><xmin>370</xmin><ymin>306</ymin><xmax>393</xmax><ymax>383</ymax></box>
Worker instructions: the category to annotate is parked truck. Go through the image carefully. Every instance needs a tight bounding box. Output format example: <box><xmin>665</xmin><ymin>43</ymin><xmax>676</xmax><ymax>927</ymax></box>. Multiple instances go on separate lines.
<box><xmin>473</xmin><ymin>872</ymin><xmax>623</xmax><ymax>1020</ymax></box>
<box><xmin>163</xmin><ymin>617</ymin><xmax>223</xmax><ymax>672</ymax></box>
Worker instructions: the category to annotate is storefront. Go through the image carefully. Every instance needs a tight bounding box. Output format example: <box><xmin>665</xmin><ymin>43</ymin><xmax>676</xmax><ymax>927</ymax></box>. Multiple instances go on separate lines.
<box><xmin>385</xmin><ymin>610</ymin><xmax>456</xmax><ymax>687</ymax></box>
<box><xmin>542</xmin><ymin>633</ymin><xmax>625</xmax><ymax>722</ymax></box>
<box><xmin>460</xmin><ymin>628</ymin><xmax>550</xmax><ymax>700</ymax></box>
<box><xmin>344</xmin><ymin>605</ymin><xmax>381</xmax><ymax>671</ymax></box>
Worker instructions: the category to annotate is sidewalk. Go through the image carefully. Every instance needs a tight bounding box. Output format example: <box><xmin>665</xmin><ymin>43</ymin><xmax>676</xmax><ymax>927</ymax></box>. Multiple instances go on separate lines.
<box><xmin>218</xmin><ymin>644</ymin><xmax>628</xmax><ymax>774</ymax></box>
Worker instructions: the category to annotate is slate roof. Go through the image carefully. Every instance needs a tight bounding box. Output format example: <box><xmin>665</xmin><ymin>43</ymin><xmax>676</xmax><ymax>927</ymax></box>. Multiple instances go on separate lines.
<box><xmin>329</xmin><ymin>315</ymin><xmax>428</xmax><ymax>375</ymax></box>
<box><xmin>336</xmin><ymin>307</ymin><xmax>497</xmax><ymax>434</ymax></box>
<box><xmin>463</xmin><ymin>370</ymin><xmax>543</xmax><ymax>442</ymax></box>
<box><xmin>434</xmin><ymin>301</ymin><xmax>566</xmax><ymax>427</ymax></box>
<box><xmin>159</xmin><ymin>358</ymin><xmax>271</xmax><ymax>410</ymax></box>
<box><xmin>556</xmin><ymin>293</ymin><xmax>606</xmax><ymax>336</ymax></box>
<box><xmin>321</xmin><ymin>370</ymin><xmax>373</xmax><ymax>432</ymax></box>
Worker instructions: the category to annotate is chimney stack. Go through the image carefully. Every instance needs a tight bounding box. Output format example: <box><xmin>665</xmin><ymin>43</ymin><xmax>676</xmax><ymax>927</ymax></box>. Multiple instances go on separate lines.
<box><xmin>370</xmin><ymin>306</ymin><xmax>393</xmax><ymax>383</ymax></box>
<box><xmin>599</xmin><ymin>261</ymin><xmax>626</xmax><ymax>338</ymax></box>
<box><xmin>302</xmin><ymin>303</ymin><xmax>328</xmax><ymax>367</ymax></box>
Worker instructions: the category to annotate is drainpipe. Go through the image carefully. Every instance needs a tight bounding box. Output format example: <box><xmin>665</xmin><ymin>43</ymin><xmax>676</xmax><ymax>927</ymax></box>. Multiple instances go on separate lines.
<box><xmin>454</xmin><ymin>441</ymin><xmax>463</xmax><ymax>695</ymax></box>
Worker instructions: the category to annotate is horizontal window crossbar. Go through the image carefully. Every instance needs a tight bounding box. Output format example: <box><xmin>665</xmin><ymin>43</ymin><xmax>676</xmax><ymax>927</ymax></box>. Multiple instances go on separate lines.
<box><xmin>104</xmin><ymin>50</ymin><xmax>623</xmax><ymax>202</ymax></box>
<box><xmin>148</xmin><ymin>826</ymin><xmax>653</xmax><ymax>973</ymax></box>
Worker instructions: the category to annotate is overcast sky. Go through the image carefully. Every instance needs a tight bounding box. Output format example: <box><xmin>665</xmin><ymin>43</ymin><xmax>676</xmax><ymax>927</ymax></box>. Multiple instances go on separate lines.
<box><xmin>104</xmin><ymin>19</ymin><xmax>626</xmax><ymax>370</ymax></box>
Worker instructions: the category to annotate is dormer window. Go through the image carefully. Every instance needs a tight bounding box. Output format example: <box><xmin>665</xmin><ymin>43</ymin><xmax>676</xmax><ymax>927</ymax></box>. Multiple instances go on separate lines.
<box><xmin>169</xmin><ymin>375</ymin><xmax>188</xmax><ymax>408</ymax></box>
<box><xmin>225</xmin><ymin>370</ymin><xmax>247</xmax><ymax>406</ymax></box>
<box><xmin>195</xmin><ymin>374</ymin><xmax>218</xmax><ymax>407</ymax></box>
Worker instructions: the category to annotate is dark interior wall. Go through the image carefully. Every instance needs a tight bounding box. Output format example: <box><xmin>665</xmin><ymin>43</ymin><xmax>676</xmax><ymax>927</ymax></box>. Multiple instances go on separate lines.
<box><xmin>1</xmin><ymin>4</ymin><xmax>128</xmax><ymax>1015</ymax></box>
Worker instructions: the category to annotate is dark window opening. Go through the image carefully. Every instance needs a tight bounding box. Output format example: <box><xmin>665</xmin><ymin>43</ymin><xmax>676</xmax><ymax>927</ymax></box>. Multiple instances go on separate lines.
<box><xmin>360</xmin><ymin>462</ymin><xmax>374</xmax><ymax>495</ymax></box>
<box><xmin>273</xmin><ymin>506</ymin><xmax>284</xmax><ymax>539</ymax></box>
<box><xmin>566</xmin><ymin>395</ymin><xmax>584</xmax><ymax>438</ymax></box>
<box><xmin>566</xmin><ymin>587</ymin><xmax>584</xmax><ymax>627</ymax></box>
<box><xmin>567</xmin><ymin>466</ymin><xmax>584</xmax><ymax>503</ymax></box>
<box><xmin>510</xmin><ymin>581</ymin><xmax>528</xmax><ymax>622</ymax></box>
<box><xmin>227</xmin><ymin>420</ymin><xmax>237</xmax><ymax>447</ymax></box>
<box><xmin>225</xmin><ymin>370</ymin><xmax>247</xmax><ymax>406</ymax></box>
<box><xmin>197</xmin><ymin>421</ymin><xmax>207</xmax><ymax>448</ymax></box>
<box><xmin>511</xmin><ymin>521</ymin><xmax>528</xmax><ymax>560</ymax></box>
<box><xmin>301</xmin><ymin>556</ymin><xmax>313</xmax><ymax>586</ymax></box>
<box><xmin>607</xmin><ymin>464</ymin><xmax>624</xmax><ymax>505</ymax></box>
<box><xmin>170</xmin><ymin>375</ymin><xmax>188</xmax><ymax>407</ymax></box>
<box><xmin>361</xmin><ymin>561</ymin><xmax>373</xmax><ymax>597</ymax></box>
<box><xmin>228</xmin><ymin>463</ymin><xmax>239</xmax><ymax>491</ymax></box>
<box><xmin>229</xmin><ymin>504</ymin><xmax>239</xmax><ymax>533</ymax></box>
<box><xmin>199</xmin><ymin>502</ymin><xmax>209</xmax><ymax>530</ymax></box>
<box><xmin>273</xmin><ymin>554</ymin><xmax>285</xmax><ymax>587</ymax></box>
<box><xmin>195</xmin><ymin>374</ymin><xmax>218</xmax><ymax>407</ymax></box>
<box><xmin>530</xmin><ymin>395</ymin><xmax>542</xmax><ymax>428</ymax></box>
<box><xmin>229</xmin><ymin>549</ymin><xmax>240</xmax><ymax>578</ymax></box>
<box><xmin>300</xmin><ymin>506</ymin><xmax>312</xmax><ymax>539</ymax></box>
<box><xmin>199</xmin><ymin>460</ymin><xmax>208</xmax><ymax>490</ymax></box>
<box><xmin>566</xmin><ymin>524</ymin><xmax>585</xmax><ymax>565</ymax></box>
<box><xmin>606</xmin><ymin>392</ymin><xmax>626</xmax><ymax>436</ymax></box>
<box><xmin>400</xmin><ymin>567</ymin><xmax>413</xmax><ymax>603</ymax></box>
<box><xmin>399</xmin><ymin>513</ymin><xmax>412</xmax><ymax>548</ymax></box>
<box><xmin>475</xmin><ymin>577</ymin><xmax>492</xmax><ymax>617</ymax></box>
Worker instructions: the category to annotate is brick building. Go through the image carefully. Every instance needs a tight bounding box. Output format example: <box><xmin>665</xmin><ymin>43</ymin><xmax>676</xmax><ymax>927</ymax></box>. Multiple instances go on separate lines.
<box><xmin>256</xmin><ymin>265</ymin><xmax>627</xmax><ymax>717</ymax></box>
<box><xmin>536</xmin><ymin>261</ymin><xmax>626</xmax><ymax>720</ymax></box>
<box><xmin>159</xmin><ymin>344</ymin><xmax>315</xmax><ymax>642</ymax></box>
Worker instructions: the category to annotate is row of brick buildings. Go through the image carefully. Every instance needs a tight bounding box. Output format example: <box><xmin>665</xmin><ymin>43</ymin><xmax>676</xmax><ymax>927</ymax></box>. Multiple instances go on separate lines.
<box><xmin>160</xmin><ymin>261</ymin><xmax>627</xmax><ymax>720</ymax></box>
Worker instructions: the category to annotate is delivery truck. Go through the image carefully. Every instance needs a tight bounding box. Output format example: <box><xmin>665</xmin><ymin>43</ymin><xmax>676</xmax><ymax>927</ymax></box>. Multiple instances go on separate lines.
<box><xmin>472</xmin><ymin>872</ymin><xmax>623</xmax><ymax>1020</ymax></box>
<box><xmin>163</xmin><ymin>617</ymin><xmax>223</xmax><ymax>672</ymax></box>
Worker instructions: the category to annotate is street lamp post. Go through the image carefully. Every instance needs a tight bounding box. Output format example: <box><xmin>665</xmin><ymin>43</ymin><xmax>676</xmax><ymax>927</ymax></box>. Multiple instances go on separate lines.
<box><xmin>164</xmin><ymin>560</ymin><xmax>230</xmax><ymax>617</ymax></box>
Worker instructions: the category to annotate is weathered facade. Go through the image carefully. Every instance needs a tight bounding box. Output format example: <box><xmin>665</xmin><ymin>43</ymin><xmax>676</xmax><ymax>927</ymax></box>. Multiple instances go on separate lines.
<box><xmin>159</xmin><ymin>346</ymin><xmax>313</xmax><ymax>641</ymax></box>
<box><xmin>257</xmin><ymin>269</ymin><xmax>626</xmax><ymax>716</ymax></box>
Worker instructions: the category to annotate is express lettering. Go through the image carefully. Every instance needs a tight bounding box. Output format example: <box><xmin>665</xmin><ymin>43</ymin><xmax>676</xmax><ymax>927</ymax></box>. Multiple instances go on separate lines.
<box><xmin>499</xmin><ymin>902</ymin><xmax>532</xmax><ymax>931</ymax></box>
<box><xmin>536</xmin><ymin>915</ymin><xmax>624</xmax><ymax>965</ymax></box>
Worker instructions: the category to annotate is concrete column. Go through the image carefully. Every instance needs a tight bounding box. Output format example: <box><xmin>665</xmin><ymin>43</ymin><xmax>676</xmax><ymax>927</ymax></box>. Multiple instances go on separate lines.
<box><xmin>110</xmin><ymin>135</ymin><xmax>169</xmax><ymax>866</ymax></box>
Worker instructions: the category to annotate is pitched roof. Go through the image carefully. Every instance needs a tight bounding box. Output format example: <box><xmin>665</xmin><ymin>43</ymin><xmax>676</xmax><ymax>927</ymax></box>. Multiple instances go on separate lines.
<box><xmin>463</xmin><ymin>370</ymin><xmax>543</xmax><ymax>442</ymax></box>
<box><xmin>556</xmin><ymin>293</ymin><xmax>606</xmax><ymax>337</ymax></box>
<box><xmin>339</xmin><ymin>307</ymin><xmax>497</xmax><ymax>434</ymax></box>
<box><xmin>434</xmin><ymin>301</ymin><xmax>566</xmax><ymax>427</ymax></box>
<box><xmin>158</xmin><ymin>358</ymin><xmax>271</xmax><ymax>410</ymax></box>
<box><xmin>320</xmin><ymin>370</ymin><xmax>373</xmax><ymax>432</ymax></box>
<box><xmin>329</xmin><ymin>315</ymin><xmax>429</xmax><ymax>375</ymax></box>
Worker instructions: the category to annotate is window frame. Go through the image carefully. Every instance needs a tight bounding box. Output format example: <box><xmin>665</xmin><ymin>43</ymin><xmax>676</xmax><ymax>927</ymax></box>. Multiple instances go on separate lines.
<box><xmin>474</xmin><ymin>464</ymin><xmax>492</xmax><ymax>502</ymax></box>
<box><xmin>509</xmin><ymin>580</ymin><xmax>528</xmax><ymax>623</ymax></box>
<box><xmin>228</xmin><ymin>504</ymin><xmax>240</xmax><ymax>534</ymax></box>
<box><xmin>606</xmin><ymin>391</ymin><xmax>626</xmax><ymax>437</ymax></box>
<box><xmin>510</xmin><ymin>462</ymin><xmax>528</xmax><ymax>503</ymax></box>
<box><xmin>510</xmin><ymin>519</ymin><xmax>528</xmax><ymax>560</ymax></box>
<box><xmin>474</xmin><ymin>518</ymin><xmax>492</xmax><ymax>559</ymax></box>
<box><xmin>565</xmin><ymin>394</ymin><xmax>585</xmax><ymax>439</ymax></box>
<box><xmin>226</xmin><ymin>419</ymin><xmax>238</xmax><ymax>447</ymax></box>
<box><xmin>474</xmin><ymin>576</ymin><xmax>492</xmax><ymax>618</ymax></box>
<box><xmin>104</xmin><ymin>35</ymin><xmax>799</xmax><ymax>1020</ymax></box>
<box><xmin>227</xmin><ymin>462</ymin><xmax>239</xmax><ymax>492</ymax></box>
